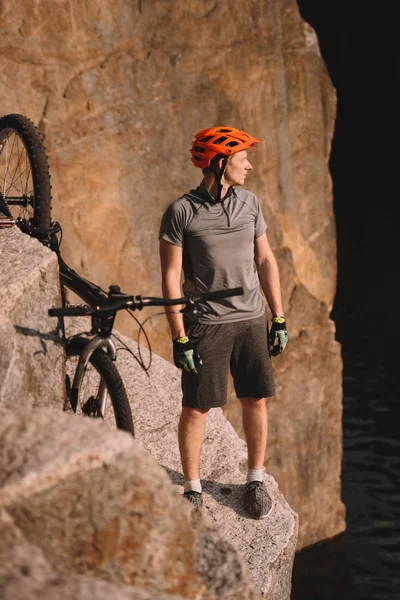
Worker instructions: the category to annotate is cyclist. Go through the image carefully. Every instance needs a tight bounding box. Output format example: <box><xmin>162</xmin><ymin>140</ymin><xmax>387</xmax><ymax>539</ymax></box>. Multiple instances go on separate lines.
<box><xmin>159</xmin><ymin>126</ymin><xmax>288</xmax><ymax>518</ymax></box>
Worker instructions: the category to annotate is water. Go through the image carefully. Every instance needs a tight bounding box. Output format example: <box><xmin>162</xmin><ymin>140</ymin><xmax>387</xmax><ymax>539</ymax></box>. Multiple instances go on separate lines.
<box><xmin>340</xmin><ymin>351</ymin><xmax>400</xmax><ymax>599</ymax></box>
<box><xmin>292</xmin><ymin>345</ymin><xmax>399</xmax><ymax>599</ymax></box>
<box><xmin>291</xmin><ymin>204</ymin><xmax>400</xmax><ymax>598</ymax></box>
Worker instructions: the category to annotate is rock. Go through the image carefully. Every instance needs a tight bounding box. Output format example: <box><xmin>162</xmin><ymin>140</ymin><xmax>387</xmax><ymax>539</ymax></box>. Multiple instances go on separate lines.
<box><xmin>3</xmin><ymin>577</ymin><xmax>188</xmax><ymax>600</ymax></box>
<box><xmin>0</xmin><ymin>0</ymin><xmax>344</xmax><ymax>548</ymax></box>
<box><xmin>7</xmin><ymin>577</ymin><xmax>189</xmax><ymax>600</ymax></box>
<box><xmin>65</xmin><ymin>322</ymin><xmax>298</xmax><ymax>599</ymax></box>
<box><xmin>0</xmin><ymin>507</ymin><xmax>53</xmax><ymax>594</ymax></box>
<box><xmin>0</xmin><ymin>228</ymin><xmax>64</xmax><ymax>409</ymax></box>
<box><xmin>0</xmin><ymin>501</ymin><xmax>186</xmax><ymax>600</ymax></box>
<box><xmin>0</xmin><ymin>406</ymin><xmax>260</xmax><ymax>600</ymax></box>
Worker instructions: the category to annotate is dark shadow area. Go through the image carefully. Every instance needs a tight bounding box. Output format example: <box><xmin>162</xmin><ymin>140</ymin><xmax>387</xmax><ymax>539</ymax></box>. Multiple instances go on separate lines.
<box><xmin>291</xmin><ymin>534</ymin><xmax>353</xmax><ymax>600</ymax></box>
<box><xmin>14</xmin><ymin>324</ymin><xmax>65</xmax><ymax>355</ymax></box>
<box><xmin>163</xmin><ymin>466</ymin><xmax>265</xmax><ymax>519</ymax></box>
<box><xmin>294</xmin><ymin>1</ymin><xmax>400</xmax><ymax>599</ymax></box>
<box><xmin>163</xmin><ymin>466</ymin><xmax>184</xmax><ymax>486</ymax></box>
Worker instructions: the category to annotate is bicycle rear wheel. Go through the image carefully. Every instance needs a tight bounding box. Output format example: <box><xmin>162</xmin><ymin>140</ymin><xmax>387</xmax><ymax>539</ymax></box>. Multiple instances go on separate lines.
<box><xmin>66</xmin><ymin>337</ymin><xmax>134</xmax><ymax>436</ymax></box>
<box><xmin>0</xmin><ymin>113</ymin><xmax>52</xmax><ymax>232</ymax></box>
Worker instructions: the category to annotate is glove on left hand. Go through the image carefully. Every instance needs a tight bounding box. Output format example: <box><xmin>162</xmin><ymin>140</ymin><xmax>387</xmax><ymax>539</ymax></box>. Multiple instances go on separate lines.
<box><xmin>173</xmin><ymin>336</ymin><xmax>203</xmax><ymax>373</ymax></box>
<box><xmin>268</xmin><ymin>317</ymin><xmax>288</xmax><ymax>357</ymax></box>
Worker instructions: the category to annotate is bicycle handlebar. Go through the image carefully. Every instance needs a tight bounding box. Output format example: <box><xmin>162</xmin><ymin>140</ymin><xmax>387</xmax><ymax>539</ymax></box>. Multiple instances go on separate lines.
<box><xmin>49</xmin><ymin>306</ymin><xmax>94</xmax><ymax>317</ymax></box>
<box><xmin>48</xmin><ymin>286</ymin><xmax>244</xmax><ymax>317</ymax></box>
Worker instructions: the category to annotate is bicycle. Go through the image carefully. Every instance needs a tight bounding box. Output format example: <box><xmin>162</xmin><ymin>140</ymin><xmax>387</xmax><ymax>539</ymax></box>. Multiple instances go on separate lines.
<box><xmin>0</xmin><ymin>113</ymin><xmax>243</xmax><ymax>436</ymax></box>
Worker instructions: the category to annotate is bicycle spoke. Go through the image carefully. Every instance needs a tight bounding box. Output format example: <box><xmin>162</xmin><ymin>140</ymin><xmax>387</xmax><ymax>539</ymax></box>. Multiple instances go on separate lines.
<box><xmin>9</xmin><ymin>164</ymin><xmax>31</xmax><ymax>196</ymax></box>
<box><xmin>2</xmin><ymin>135</ymin><xmax>9</xmax><ymax>197</ymax></box>
<box><xmin>4</xmin><ymin>133</ymin><xmax>16</xmax><ymax>196</ymax></box>
<box><xmin>0</xmin><ymin>133</ymin><xmax>34</xmax><ymax>220</ymax></box>
<box><xmin>2</xmin><ymin>165</ymin><xmax>32</xmax><ymax>199</ymax></box>
<box><xmin>9</xmin><ymin>138</ymin><xmax>26</xmax><ymax>195</ymax></box>
<box><xmin>0</xmin><ymin>114</ymin><xmax>52</xmax><ymax>230</ymax></box>
<box><xmin>23</xmin><ymin>146</ymin><xmax>33</xmax><ymax>196</ymax></box>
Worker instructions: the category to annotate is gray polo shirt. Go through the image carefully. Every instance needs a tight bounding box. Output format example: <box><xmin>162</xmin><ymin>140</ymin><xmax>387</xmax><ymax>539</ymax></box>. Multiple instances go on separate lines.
<box><xmin>159</xmin><ymin>182</ymin><xmax>267</xmax><ymax>323</ymax></box>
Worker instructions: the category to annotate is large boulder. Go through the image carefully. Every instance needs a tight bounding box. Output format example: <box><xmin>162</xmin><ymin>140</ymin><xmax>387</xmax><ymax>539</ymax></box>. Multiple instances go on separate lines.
<box><xmin>65</xmin><ymin>321</ymin><xmax>298</xmax><ymax>599</ymax></box>
<box><xmin>0</xmin><ymin>407</ymin><xmax>260</xmax><ymax>599</ymax></box>
<box><xmin>0</xmin><ymin>228</ymin><xmax>64</xmax><ymax>409</ymax></box>
<box><xmin>0</xmin><ymin>0</ymin><xmax>345</xmax><ymax>548</ymax></box>
<box><xmin>0</xmin><ymin>508</ymin><xmax>186</xmax><ymax>600</ymax></box>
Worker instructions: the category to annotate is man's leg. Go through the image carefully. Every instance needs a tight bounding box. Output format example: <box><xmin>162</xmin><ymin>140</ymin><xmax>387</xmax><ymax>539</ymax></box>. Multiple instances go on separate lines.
<box><xmin>240</xmin><ymin>397</ymin><xmax>272</xmax><ymax>519</ymax></box>
<box><xmin>178</xmin><ymin>407</ymin><xmax>208</xmax><ymax>499</ymax></box>
<box><xmin>239</xmin><ymin>397</ymin><xmax>268</xmax><ymax>469</ymax></box>
<box><xmin>180</xmin><ymin>321</ymin><xmax>232</xmax><ymax>507</ymax></box>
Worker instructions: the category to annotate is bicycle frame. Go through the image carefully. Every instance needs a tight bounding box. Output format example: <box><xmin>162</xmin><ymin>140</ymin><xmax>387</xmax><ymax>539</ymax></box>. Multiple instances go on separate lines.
<box><xmin>47</xmin><ymin>231</ymin><xmax>243</xmax><ymax>419</ymax></box>
<box><xmin>52</xmin><ymin>236</ymin><xmax>121</xmax><ymax>339</ymax></box>
<box><xmin>50</xmin><ymin>236</ymin><xmax>119</xmax><ymax>416</ymax></box>
<box><xmin>58</xmin><ymin>255</ymin><xmax>108</xmax><ymax>309</ymax></box>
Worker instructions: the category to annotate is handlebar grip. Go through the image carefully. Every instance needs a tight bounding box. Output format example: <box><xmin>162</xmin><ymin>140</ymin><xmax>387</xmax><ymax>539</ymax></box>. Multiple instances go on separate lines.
<box><xmin>48</xmin><ymin>306</ymin><xmax>94</xmax><ymax>317</ymax></box>
<box><xmin>201</xmin><ymin>287</ymin><xmax>244</xmax><ymax>301</ymax></box>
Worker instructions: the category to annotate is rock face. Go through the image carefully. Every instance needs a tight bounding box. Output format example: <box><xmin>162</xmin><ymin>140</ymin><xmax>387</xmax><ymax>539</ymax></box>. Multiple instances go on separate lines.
<box><xmin>0</xmin><ymin>228</ymin><xmax>64</xmax><ymax>409</ymax></box>
<box><xmin>0</xmin><ymin>406</ymin><xmax>259</xmax><ymax>600</ymax></box>
<box><xmin>0</xmin><ymin>0</ymin><xmax>345</xmax><ymax>548</ymax></box>
<box><xmin>66</xmin><ymin>321</ymin><xmax>298</xmax><ymax>598</ymax></box>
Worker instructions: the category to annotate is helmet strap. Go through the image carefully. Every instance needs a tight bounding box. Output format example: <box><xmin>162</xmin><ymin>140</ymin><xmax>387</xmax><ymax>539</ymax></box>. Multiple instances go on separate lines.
<box><xmin>214</xmin><ymin>156</ymin><xmax>228</xmax><ymax>202</ymax></box>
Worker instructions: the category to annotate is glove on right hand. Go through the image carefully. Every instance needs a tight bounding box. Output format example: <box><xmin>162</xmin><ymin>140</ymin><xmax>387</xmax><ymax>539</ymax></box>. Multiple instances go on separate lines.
<box><xmin>173</xmin><ymin>336</ymin><xmax>203</xmax><ymax>373</ymax></box>
<box><xmin>268</xmin><ymin>317</ymin><xmax>288</xmax><ymax>357</ymax></box>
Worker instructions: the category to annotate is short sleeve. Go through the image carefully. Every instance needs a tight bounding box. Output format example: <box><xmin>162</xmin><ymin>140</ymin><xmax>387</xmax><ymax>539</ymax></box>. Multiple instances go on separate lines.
<box><xmin>254</xmin><ymin>196</ymin><xmax>267</xmax><ymax>238</ymax></box>
<box><xmin>159</xmin><ymin>200</ymin><xmax>188</xmax><ymax>247</ymax></box>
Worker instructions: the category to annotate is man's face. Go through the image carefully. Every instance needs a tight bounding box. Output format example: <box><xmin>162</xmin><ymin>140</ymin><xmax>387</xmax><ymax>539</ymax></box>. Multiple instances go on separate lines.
<box><xmin>223</xmin><ymin>150</ymin><xmax>253</xmax><ymax>186</ymax></box>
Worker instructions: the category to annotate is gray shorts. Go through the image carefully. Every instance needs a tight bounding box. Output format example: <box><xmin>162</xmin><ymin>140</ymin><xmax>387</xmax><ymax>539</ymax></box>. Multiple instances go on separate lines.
<box><xmin>182</xmin><ymin>313</ymin><xmax>275</xmax><ymax>409</ymax></box>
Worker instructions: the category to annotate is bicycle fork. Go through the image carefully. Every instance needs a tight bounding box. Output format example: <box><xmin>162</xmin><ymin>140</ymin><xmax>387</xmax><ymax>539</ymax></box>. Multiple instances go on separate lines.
<box><xmin>70</xmin><ymin>336</ymin><xmax>116</xmax><ymax>417</ymax></box>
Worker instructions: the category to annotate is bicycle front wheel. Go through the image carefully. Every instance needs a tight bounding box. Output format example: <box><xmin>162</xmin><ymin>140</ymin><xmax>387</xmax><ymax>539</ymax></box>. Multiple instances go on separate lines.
<box><xmin>0</xmin><ymin>113</ymin><xmax>52</xmax><ymax>231</ymax></box>
<box><xmin>66</xmin><ymin>337</ymin><xmax>134</xmax><ymax>435</ymax></box>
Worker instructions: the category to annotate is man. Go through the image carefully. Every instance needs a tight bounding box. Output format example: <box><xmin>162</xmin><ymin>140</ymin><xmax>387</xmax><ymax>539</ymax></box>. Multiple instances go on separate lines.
<box><xmin>159</xmin><ymin>126</ymin><xmax>288</xmax><ymax>519</ymax></box>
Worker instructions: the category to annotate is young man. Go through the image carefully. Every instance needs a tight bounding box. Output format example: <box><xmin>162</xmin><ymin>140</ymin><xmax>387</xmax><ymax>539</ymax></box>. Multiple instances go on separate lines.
<box><xmin>159</xmin><ymin>126</ymin><xmax>288</xmax><ymax>519</ymax></box>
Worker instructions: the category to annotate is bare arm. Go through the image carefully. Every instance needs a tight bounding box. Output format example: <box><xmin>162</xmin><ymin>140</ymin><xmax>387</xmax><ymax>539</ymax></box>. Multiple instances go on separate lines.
<box><xmin>254</xmin><ymin>232</ymin><xmax>284</xmax><ymax>317</ymax></box>
<box><xmin>159</xmin><ymin>239</ymin><xmax>186</xmax><ymax>339</ymax></box>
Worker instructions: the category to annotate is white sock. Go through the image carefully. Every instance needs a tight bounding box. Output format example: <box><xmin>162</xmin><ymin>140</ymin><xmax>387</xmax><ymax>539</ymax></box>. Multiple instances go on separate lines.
<box><xmin>184</xmin><ymin>479</ymin><xmax>202</xmax><ymax>493</ymax></box>
<box><xmin>247</xmin><ymin>469</ymin><xmax>264</xmax><ymax>484</ymax></box>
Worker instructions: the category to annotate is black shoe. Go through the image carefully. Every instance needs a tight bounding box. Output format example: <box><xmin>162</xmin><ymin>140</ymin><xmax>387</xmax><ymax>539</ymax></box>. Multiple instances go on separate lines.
<box><xmin>183</xmin><ymin>490</ymin><xmax>203</xmax><ymax>508</ymax></box>
<box><xmin>245</xmin><ymin>480</ymin><xmax>272</xmax><ymax>519</ymax></box>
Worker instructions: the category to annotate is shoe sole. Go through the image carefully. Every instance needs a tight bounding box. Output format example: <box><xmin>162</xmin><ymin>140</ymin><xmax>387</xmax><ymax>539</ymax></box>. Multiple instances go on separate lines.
<box><xmin>248</xmin><ymin>501</ymin><xmax>274</xmax><ymax>520</ymax></box>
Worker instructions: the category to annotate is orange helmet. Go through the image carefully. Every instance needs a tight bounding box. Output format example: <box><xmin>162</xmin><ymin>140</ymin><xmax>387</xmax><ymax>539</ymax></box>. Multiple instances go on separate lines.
<box><xmin>190</xmin><ymin>126</ymin><xmax>260</xmax><ymax>169</ymax></box>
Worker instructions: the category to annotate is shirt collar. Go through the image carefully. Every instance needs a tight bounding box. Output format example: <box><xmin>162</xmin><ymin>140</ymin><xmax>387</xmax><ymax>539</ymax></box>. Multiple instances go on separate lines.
<box><xmin>194</xmin><ymin>180</ymin><xmax>236</xmax><ymax>203</ymax></box>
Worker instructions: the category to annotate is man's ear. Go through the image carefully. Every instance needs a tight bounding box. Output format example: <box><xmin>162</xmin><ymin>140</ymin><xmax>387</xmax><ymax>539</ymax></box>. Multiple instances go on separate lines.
<box><xmin>218</xmin><ymin>156</ymin><xmax>225</xmax><ymax>170</ymax></box>
<box><xmin>215</xmin><ymin>156</ymin><xmax>229</xmax><ymax>176</ymax></box>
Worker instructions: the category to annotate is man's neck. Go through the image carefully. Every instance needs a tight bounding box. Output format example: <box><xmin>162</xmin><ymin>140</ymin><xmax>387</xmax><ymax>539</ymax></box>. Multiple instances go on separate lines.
<box><xmin>203</xmin><ymin>175</ymin><xmax>230</xmax><ymax>201</ymax></box>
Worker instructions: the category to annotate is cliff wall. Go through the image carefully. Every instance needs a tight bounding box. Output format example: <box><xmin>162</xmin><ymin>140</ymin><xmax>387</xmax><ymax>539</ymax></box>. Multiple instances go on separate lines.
<box><xmin>0</xmin><ymin>0</ymin><xmax>345</xmax><ymax>548</ymax></box>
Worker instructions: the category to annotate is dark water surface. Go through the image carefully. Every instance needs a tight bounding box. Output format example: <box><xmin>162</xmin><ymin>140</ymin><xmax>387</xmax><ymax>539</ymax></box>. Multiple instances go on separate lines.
<box><xmin>292</xmin><ymin>342</ymin><xmax>400</xmax><ymax>599</ymax></box>
<box><xmin>291</xmin><ymin>168</ymin><xmax>400</xmax><ymax>599</ymax></box>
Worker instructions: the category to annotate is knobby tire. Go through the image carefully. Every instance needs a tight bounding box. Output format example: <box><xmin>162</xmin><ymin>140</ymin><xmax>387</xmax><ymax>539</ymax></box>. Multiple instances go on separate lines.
<box><xmin>0</xmin><ymin>113</ymin><xmax>52</xmax><ymax>230</ymax></box>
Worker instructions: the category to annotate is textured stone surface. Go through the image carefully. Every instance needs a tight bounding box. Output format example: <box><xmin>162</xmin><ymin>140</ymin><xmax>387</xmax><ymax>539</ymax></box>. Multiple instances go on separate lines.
<box><xmin>0</xmin><ymin>508</ymin><xmax>187</xmax><ymax>599</ymax></box>
<box><xmin>3</xmin><ymin>577</ymin><xmax>188</xmax><ymax>600</ymax></box>
<box><xmin>0</xmin><ymin>228</ymin><xmax>64</xmax><ymax>409</ymax></box>
<box><xmin>66</xmin><ymin>322</ymin><xmax>298</xmax><ymax>599</ymax></box>
<box><xmin>0</xmin><ymin>508</ymin><xmax>53</xmax><ymax>594</ymax></box>
<box><xmin>0</xmin><ymin>406</ymin><xmax>261</xmax><ymax>600</ymax></box>
<box><xmin>0</xmin><ymin>0</ymin><xmax>345</xmax><ymax>548</ymax></box>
